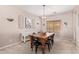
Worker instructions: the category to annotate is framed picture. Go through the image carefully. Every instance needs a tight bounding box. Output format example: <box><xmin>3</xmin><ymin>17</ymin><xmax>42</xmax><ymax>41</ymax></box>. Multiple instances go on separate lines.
<box><xmin>25</xmin><ymin>17</ymin><xmax>32</xmax><ymax>29</ymax></box>
<box><xmin>18</xmin><ymin>15</ymin><xmax>33</xmax><ymax>29</ymax></box>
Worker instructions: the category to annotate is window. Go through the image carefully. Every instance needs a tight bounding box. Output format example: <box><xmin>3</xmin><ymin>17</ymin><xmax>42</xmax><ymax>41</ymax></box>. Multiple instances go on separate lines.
<box><xmin>47</xmin><ymin>20</ymin><xmax>61</xmax><ymax>32</ymax></box>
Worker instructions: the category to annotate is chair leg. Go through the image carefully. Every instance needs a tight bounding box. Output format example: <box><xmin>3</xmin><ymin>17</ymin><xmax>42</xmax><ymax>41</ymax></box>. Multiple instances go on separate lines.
<box><xmin>35</xmin><ymin>46</ymin><xmax>38</xmax><ymax>54</ymax></box>
<box><xmin>31</xmin><ymin>43</ymin><xmax>33</xmax><ymax>51</ymax></box>
<box><xmin>48</xmin><ymin>43</ymin><xmax>51</xmax><ymax>52</ymax></box>
<box><xmin>48</xmin><ymin>40</ymin><xmax>52</xmax><ymax>49</ymax></box>
<box><xmin>51</xmin><ymin>40</ymin><xmax>54</xmax><ymax>46</ymax></box>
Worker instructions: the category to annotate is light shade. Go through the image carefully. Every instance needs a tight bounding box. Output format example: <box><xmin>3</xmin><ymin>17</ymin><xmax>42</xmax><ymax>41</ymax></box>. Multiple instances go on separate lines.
<box><xmin>42</xmin><ymin>5</ymin><xmax>47</xmax><ymax>19</ymax></box>
<box><xmin>41</xmin><ymin>16</ymin><xmax>47</xmax><ymax>19</ymax></box>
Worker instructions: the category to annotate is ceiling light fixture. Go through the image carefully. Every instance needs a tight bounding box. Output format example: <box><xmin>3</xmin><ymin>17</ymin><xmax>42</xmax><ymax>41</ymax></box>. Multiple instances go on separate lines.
<box><xmin>40</xmin><ymin>5</ymin><xmax>46</xmax><ymax>31</ymax></box>
<box><xmin>42</xmin><ymin>5</ymin><xmax>47</xmax><ymax>19</ymax></box>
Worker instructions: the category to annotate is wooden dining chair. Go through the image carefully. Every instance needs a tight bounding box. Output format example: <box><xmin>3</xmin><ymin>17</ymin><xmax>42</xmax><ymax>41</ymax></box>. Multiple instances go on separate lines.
<box><xmin>30</xmin><ymin>35</ymin><xmax>42</xmax><ymax>54</ymax></box>
<box><xmin>45</xmin><ymin>37</ymin><xmax>51</xmax><ymax>52</ymax></box>
<box><xmin>50</xmin><ymin>34</ymin><xmax>55</xmax><ymax>46</ymax></box>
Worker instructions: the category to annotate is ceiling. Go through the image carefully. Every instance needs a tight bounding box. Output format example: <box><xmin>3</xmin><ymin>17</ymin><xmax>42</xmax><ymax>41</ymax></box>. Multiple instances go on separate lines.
<box><xmin>14</xmin><ymin>5</ymin><xmax>76</xmax><ymax>16</ymax></box>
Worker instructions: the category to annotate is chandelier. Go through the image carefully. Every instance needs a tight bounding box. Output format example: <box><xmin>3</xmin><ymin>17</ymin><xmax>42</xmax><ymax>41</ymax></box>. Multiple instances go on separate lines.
<box><xmin>42</xmin><ymin>5</ymin><xmax>47</xmax><ymax>19</ymax></box>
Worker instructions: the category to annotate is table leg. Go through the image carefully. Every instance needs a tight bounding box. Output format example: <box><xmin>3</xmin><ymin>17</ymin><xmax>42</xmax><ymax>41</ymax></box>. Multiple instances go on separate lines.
<box><xmin>41</xmin><ymin>45</ymin><xmax>45</xmax><ymax>54</ymax></box>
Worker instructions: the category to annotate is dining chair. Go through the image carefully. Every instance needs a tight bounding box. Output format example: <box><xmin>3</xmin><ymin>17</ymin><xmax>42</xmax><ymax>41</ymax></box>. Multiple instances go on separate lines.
<box><xmin>50</xmin><ymin>34</ymin><xmax>55</xmax><ymax>46</ymax></box>
<box><xmin>45</xmin><ymin>37</ymin><xmax>51</xmax><ymax>52</ymax></box>
<box><xmin>30</xmin><ymin>36</ymin><xmax>42</xmax><ymax>54</ymax></box>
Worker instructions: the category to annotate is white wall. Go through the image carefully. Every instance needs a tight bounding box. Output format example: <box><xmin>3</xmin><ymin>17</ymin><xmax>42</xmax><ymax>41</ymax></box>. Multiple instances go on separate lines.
<box><xmin>42</xmin><ymin>11</ymin><xmax>73</xmax><ymax>39</ymax></box>
<box><xmin>0</xmin><ymin>6</ymin><xmax>41</xmax><ymax>47</ymax></box>
<box><xmin>73</xmin><ymin>6</ymin><xmax>79</xmax><ymax>45</ymax></box>
<box><xmin>0</xmin><ymin>5</ymin><xmax>75</xmax><ymax>47</ymax></box>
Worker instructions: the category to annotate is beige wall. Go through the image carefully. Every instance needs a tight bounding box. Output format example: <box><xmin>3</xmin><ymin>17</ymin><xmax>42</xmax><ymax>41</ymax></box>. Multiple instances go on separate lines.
<box><xmin>0</xmin><ymin>5</ymin><xmax>76</xmax><ymax>47</ymax></box>
<box><xmin>0</xmin><ymin>6</ymin><xmax>41</xmax><ymax>47</ymax></box>
<box><xmin>42</xmin><ymin>11</ymin><xmax>73</xmax><ymax>39</ymax></box>
<box><xmin>73</xmin><ymin>6</ymin><xmax>79</xmax><ymax>44</ymax></box>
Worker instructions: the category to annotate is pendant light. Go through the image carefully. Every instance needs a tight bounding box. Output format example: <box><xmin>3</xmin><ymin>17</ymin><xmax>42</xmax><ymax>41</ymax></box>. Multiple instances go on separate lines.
<box><xmin>42</xmin><ymin>5</ymin><xmax>46</xmax><ymax>19</ymax></box>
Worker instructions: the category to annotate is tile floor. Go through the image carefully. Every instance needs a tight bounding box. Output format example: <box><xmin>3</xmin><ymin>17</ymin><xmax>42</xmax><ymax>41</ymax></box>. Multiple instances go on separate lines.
<box><xmin>0</xmin><ymin>36</ymin><xmax>78</xmax><ymax>54</ymax></box>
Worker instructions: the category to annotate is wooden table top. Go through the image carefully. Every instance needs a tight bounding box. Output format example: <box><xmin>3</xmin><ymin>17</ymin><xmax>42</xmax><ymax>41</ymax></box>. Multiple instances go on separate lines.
<box><xmin>30</xmin><ymin>32</ymin><xmax>54</xmax><ymax>45</ymax></box>
<box><xmin>29</xmin><ymin>32</ymin><xmax>54</xmax><ymax>53</ymax></box>
<box><xmin>31</xmin><ymin>32</ymin><xmax>54</xmax><ymax>38</ymax></box>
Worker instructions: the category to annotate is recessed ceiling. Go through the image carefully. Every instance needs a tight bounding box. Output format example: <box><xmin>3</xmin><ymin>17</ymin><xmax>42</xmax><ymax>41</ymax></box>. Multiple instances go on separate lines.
<box><xmin>14</xmin><ymin>5</ymin><xmax>76</xmax><ymax>16</ymax></box>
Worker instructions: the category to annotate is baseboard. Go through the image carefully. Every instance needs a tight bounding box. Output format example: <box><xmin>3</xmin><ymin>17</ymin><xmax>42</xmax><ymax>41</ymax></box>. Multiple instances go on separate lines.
<box><xmin>0</xmin><ymin>41</ymin><xmax>21</xmax><ymax>50</ymax></box>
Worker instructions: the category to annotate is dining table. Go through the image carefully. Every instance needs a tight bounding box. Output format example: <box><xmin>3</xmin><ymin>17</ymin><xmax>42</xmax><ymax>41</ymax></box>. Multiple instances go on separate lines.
<box><xmin>29</xmin><ymin>32</ymin><xmax>54</xmax><ymax>53</ymax></box>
